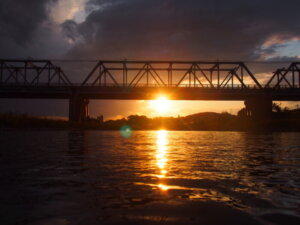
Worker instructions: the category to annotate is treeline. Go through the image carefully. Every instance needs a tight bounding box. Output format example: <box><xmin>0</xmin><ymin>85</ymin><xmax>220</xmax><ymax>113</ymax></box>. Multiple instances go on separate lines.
<box><xmin>0</xmin><ymin>113</ymin><xmax>99</xmax><ymax>129</ymax></box>
<box><xmin>102</xmin><ymin>113</ymin><xmax>240</xmax><ymax>130</ymax></box>
<box><xmin>2</xmin><ymin>108</ymin><xmax>300</xmax><ymax>131</ymax></box>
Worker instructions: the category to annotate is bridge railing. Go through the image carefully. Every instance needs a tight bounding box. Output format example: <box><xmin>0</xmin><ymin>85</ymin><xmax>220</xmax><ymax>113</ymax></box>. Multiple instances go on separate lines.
<box><xmin>79</xmin><ymin>83</ymin><xmax>264</xmax><ymax>89</ymax></box>
<box><xmin>2</xmin><ymin>82</ymin><xmax>299</xmax><ymax>90</ymax></box>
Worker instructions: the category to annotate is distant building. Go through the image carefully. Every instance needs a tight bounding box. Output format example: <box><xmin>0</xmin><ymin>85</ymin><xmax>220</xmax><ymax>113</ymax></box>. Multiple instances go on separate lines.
<box><xmin>97</xmin><ymin>115</ymin><xmax>104</xmax><ymax>123</ymax></box>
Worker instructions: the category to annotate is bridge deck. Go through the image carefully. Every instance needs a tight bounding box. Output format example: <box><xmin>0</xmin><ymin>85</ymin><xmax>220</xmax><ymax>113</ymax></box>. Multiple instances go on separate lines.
<box><xmin>1</xmin><ymin>85</ymin><xmax>300</xmax><ymax>101</ymax></box>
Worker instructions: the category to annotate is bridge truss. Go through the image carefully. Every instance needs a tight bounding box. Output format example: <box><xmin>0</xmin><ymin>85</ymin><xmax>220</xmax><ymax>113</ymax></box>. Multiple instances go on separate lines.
<box><xmin>0</xmin><ymin>59</ymin><xmax>72</xmax><ymax>86</ymax></box>
<box><xmin>1</xmin><ymin>59</ymin><xmax>300</xmax><ymax>89</ymax></box>
<box><xmin>265</xmin><ymin>62</ymin><xmax>300</xmax><ymax>88</ymax></box>
<box><xmin>81</xmin><ymin>61</ymin><xmax>262</xmax><ymax>88</ymax></box>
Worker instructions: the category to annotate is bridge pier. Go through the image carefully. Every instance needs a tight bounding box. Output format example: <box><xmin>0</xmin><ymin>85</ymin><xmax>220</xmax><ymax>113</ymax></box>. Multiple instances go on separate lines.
<box><xmin>69</xmin><ymin>96</ymin><xmax>89</xmax><ymax>122</ymax></box>
<box><xmin>244</xmin><ymin>97</ymin><xmax>272</xmax><ymax>120</ymax></box>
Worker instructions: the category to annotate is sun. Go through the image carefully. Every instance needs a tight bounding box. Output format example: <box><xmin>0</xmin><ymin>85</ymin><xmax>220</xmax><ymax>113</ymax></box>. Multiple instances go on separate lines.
<box><xmin>149</xmin><ymin>96</ymin><xmax>171</xmax><ymax>115</ymax></box>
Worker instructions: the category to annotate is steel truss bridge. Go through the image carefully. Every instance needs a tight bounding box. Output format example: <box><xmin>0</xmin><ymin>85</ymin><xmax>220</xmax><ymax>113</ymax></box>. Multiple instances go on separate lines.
<box><xmin>1</xmin><ymin>59</ymin><xmax>300</xmax><ymax>121</ymax></box>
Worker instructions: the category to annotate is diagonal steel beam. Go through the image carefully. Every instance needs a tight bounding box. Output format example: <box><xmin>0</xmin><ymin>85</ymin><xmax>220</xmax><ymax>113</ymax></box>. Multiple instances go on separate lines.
<box><xmin>81</xmin><ymin>61</ymin><xmax>101</xmax><ymax>86</ymax></box>
<box><xmin>274</xmin><ymin>63</ymin><xmax>294</xmax><ymax>89</ymax></box>
<box><xmin>195</xmin><ymin>64</ymin><xmax>215</xmax><ymax>87</ymax></box>
<box><xmin>176</xmin><ymin>64</ymin><xmax>194</xmax><ymax>87</ymax></box>
<box><xmin>241</xmin><ymin>62</ymin><xmax>262</xmax><ymax>88</ymax></box>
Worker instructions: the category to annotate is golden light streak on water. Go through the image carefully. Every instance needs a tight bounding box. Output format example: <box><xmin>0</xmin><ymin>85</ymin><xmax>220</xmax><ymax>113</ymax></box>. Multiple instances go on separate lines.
<box><xmin>156</xmin><ymin>130</ymin><xmax>169</xmax><ymax>191</ymax></box>
<box><xmin>157</xmin><ymin>184</ymin><xmax>169</xmax><ymax>191</ymax></box>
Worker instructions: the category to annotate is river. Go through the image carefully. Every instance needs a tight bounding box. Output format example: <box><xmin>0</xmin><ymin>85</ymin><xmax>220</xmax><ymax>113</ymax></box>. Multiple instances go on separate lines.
<box><xmin>0</xmin><ymin>130</ymin><xmax>299</xmax><ymax>225</ymax></box>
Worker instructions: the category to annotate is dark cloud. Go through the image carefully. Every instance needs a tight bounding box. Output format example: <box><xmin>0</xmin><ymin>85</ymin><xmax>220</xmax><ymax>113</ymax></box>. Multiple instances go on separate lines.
<box><xmin>61</xmin><ymin>20</ymin><xmax>81</xmax><ymax>43</ymax></box>
<box><xmin>63</xmin><ymin>0</ymin><xmax>300</xmax><ymax>60</ymax></box>
<box><xmin>0</xmin><ymin>0</ymin><xmax>57</xmax><ymax>46</ymax></box>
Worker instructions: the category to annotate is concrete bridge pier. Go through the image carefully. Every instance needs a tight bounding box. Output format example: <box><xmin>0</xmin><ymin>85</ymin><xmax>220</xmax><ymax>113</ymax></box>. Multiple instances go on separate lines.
<box><xmin>69</xmin><ymin>96</ymin><xmax>89</xmax><ymax>122</ymax></box>
<box><xmin>244</xmin><ymin>97</ymin><xmax>272</xmax><ymax>120</ymax></box>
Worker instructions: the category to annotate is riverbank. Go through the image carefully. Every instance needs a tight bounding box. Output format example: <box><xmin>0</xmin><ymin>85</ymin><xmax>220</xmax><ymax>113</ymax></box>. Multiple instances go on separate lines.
<box><xmin>1</xmin><ymin>111</ymin><xmax>300</xmax><ymax>131</ymax></box>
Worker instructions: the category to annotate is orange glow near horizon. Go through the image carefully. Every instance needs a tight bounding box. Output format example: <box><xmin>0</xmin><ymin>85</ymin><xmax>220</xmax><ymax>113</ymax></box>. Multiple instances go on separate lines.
<box><xmin>92</xmin><ymin>99</ymin><xmax>250</xmax><ymax>119</ymax></box>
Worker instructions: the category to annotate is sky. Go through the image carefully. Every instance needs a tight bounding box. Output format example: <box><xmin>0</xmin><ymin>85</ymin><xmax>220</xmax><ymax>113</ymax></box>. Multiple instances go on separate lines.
<box><xmin>0</xmin><ymin>0</ymin><xmax>300</xmax><ymax>119</ymax></box>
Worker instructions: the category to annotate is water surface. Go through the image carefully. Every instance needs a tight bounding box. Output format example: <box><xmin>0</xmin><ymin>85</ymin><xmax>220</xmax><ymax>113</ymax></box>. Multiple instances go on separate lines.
<box><xmin>0</xmin><ymin>130</ymin><xmax>300</xmax><ymax>225</ymax></box>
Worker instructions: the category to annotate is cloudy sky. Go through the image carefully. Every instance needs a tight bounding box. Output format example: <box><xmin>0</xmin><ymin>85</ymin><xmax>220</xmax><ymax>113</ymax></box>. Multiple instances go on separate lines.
<box><xmin>1</xmin><ymin>0</ymin><xmax>300</xmax><ymax>119</ymax></box>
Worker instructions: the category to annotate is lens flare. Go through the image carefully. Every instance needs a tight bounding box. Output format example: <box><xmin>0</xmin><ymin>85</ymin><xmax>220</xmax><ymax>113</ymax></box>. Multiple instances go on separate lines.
<box><xmin>120</xmin><ymin>125</ymin><xmax>132</xmax><ymax>138</ymax></box>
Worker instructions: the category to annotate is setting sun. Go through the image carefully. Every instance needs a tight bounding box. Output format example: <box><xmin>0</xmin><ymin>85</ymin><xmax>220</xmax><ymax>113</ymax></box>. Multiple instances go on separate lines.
<box><xmin>149</xmin><ymin>96</ymin><xmax>171</xmax><ymax>115</ymax></box>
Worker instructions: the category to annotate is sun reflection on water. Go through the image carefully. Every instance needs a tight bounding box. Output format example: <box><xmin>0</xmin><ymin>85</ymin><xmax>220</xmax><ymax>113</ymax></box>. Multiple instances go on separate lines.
<box><xmin>156</xmin><ymin>130</ymin><xmax>169</xmax><ymax>191</ymax></box>
<box><xmin>157</xmin><ymin>184</ymin><xmax>169</xmax><ymax>191</ymax></box>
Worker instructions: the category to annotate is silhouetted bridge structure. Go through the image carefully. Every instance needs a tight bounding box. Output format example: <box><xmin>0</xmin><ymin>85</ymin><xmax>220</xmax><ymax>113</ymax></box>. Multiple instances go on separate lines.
<box><xmin>1</xmin><ymin>59</ymin><xmax>300</xmax><ymax>121</ymax></box>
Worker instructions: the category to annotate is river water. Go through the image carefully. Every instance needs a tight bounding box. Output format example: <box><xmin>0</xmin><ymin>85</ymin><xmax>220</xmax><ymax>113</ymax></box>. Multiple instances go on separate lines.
<box><xmin>0</xmin><ymin>130</ymin><xmax>299</xmax><ymax>225</ymax></box>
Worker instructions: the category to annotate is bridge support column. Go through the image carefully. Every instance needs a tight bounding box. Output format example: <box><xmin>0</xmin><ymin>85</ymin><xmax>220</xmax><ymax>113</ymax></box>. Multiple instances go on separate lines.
<box><xmin>244</xmin><ymin>97</ymin><xmax>272</xmax><ymax>120</ymax></box>
<box><xmin>69</xmin><ymin>96</ymin><xmax>89</xmax><ymax>122</ymax></box>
